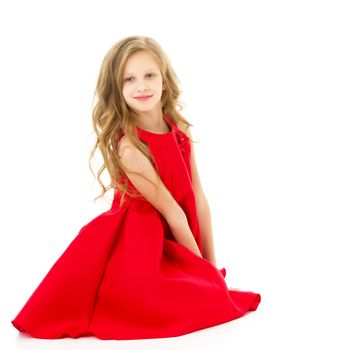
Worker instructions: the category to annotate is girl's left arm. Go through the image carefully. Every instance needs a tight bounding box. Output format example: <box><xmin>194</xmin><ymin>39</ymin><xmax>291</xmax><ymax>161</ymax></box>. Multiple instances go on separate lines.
<box><xmin>195</xmin><ymin>191</ymin><xmax>217</xmax><ymax>267</ymax></box>
<box><xmin>182</xmin><ymin>125</ymin><xmax>217</xmax><ymax>267</ymax></box>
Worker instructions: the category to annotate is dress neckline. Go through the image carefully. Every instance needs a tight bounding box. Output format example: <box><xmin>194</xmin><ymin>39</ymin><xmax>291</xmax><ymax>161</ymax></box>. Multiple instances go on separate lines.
<box><xmin>136</xmin><ymin>114</ymin><xmax>178</xmax><ymax>146</ymax></box>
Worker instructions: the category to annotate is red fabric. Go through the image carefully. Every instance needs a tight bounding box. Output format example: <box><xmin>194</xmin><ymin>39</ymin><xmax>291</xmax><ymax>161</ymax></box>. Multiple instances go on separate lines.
<box><xmin>11</xmin><ymin>114</ymin><xmax>261</xmax><ymax>340</ymax></box>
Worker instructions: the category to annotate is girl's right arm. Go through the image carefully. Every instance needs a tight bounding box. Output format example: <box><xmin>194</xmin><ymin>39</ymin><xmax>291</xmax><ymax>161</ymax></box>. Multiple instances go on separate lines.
<box><xmin>118</xmin><ymin>135</ymin><xmax>202</xmax><ymax>258</ymax></box>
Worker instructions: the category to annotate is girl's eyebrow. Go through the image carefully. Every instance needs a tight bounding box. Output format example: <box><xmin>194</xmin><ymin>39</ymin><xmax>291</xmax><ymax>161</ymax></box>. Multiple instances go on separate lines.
<box><xmin>124</xmin><ymin>69</ymin><xmax>156</xmax><ymax>75</ymax></box>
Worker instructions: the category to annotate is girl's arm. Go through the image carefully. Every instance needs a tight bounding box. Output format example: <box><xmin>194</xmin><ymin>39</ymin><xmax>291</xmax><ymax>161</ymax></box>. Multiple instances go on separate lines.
<box><xmin>194</xmin><ymin>192</ymin><xmax>217</xmax><ymax>267</ymax></box>
<box><xmin>165</xmin><ymin>202</ymin><xmax>202</xmax><ymax>258</ymax></box>
<box><xmin>181</xmin><ymin>125</ymin><xmax>218</xmax><ymax>267</ymax></box>
<box><xmin>118</xmin><ymin>135</ymin><xmax>202</xmax><ymax>258</ymax></box>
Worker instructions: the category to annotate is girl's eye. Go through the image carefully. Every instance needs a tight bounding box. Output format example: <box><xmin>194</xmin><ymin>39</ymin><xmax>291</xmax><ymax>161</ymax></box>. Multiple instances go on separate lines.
<box><xmin>124</xmin><ymin>73</ymin><xmax>154</xmax><ymax>82</ymax></box>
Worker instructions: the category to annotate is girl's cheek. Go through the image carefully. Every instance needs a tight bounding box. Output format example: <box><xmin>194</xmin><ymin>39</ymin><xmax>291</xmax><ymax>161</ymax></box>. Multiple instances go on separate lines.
<box><xmin>123</xmin><ymin>86</ymin><xmax>132</xmax><ymax>96</ymax></box>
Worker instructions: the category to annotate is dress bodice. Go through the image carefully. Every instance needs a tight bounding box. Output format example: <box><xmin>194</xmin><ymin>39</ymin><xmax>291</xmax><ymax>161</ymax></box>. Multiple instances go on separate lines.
<box><xmin>112</xmin><ymin>113</ymin><xmax>200</xmax><ymax>249</ymax></box>
<box><xmin>114</xmin><ymin>114</ymin><xmax>193</xmax><ymax>203</ymax></box>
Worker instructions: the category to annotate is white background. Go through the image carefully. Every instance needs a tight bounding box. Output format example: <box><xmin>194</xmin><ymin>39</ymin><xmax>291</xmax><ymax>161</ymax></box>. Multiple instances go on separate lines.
<box><xmin>1</xmin><ymin>0</ymin><xmax>349</xmax><ymax>349</ymax></box>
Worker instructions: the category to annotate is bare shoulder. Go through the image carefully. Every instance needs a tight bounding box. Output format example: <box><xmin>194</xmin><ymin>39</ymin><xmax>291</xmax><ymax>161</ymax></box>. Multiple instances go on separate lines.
<box><xmin>117</xmin><ymin>134</ymin><xmax>134</xmax><ymax>157</ymax></box>
<box><xmin>116</xmin><ymin>134</ymin><xmax>148</xmax><ymax>172</ymax></box>
<box><xmin>118</xmin><ymin>133</ymin><xmax>132</xmax><ymax>148</ymax></box>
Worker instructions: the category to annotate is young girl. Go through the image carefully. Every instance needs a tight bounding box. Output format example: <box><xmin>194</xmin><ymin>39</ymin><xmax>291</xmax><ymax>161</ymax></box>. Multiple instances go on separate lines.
<box><xmin>11</xmin><ymin>35</ymin><xmax>261</xmax><ymax>340</ymax></box>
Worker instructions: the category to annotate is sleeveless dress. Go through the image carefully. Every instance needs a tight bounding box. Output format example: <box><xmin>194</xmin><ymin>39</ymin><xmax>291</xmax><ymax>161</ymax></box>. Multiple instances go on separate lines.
<box><xmin>11</xmin><ymin>114</ymin><xmax>261</xmax><ymax>340</ymax></box>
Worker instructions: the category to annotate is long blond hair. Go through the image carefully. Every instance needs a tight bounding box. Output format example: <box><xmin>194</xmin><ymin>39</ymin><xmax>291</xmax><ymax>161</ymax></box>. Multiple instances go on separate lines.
<box><xmin>89</xmin><ymin>35</ymin><xmax>192</xmax><ymax>207</ymax></box>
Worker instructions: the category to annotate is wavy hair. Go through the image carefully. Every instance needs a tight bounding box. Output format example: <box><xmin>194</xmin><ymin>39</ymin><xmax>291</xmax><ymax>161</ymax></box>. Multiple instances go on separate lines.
<box><xmin>88</xmin><ymin>35</ymin><xmax>193</xmax><ymax>208</ymax></box>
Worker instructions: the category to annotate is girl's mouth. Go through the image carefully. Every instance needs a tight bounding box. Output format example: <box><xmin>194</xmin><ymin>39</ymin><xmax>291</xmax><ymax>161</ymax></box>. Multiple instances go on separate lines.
<box><xmin>135</xmin><ymin>95</ymin><xmax>152</xmax><ymax>101</ymax></box>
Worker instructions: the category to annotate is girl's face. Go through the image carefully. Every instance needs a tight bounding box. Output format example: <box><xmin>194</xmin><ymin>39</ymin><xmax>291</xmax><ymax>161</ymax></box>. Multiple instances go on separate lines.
<box><xmin>122</xmin><ymin>51</ymin><xmax>165</xmax><ymax>116</ymax></box>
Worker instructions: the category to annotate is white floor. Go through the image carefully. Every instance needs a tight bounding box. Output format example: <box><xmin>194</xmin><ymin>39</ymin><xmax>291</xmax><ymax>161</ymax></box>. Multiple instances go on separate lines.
<box><xmin>3</xmin><ymin>268</ymin><xmax>349</xmax><ymax>350</ymax></box>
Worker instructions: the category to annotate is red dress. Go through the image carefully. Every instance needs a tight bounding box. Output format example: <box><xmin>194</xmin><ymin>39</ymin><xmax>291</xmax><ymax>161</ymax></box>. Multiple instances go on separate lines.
<box><xmin>11</xmin><ymin>114</ymin><xmax>261</xmax><ymax>340</ymax></box>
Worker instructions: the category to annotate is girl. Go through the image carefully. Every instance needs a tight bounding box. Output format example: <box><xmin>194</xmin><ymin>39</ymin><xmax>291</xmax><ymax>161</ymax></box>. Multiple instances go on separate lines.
<box><xmin>11</xmin><ymin>35</ymin><xmax>261</xmax><ymax>340</ymax></box>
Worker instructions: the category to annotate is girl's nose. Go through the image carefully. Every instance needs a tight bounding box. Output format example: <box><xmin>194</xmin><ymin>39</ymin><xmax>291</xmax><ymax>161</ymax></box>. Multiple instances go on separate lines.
<box><xmin>137</xmin><ymin>81</ymin><xmax>149</xmax><ymax>91</ymax></box>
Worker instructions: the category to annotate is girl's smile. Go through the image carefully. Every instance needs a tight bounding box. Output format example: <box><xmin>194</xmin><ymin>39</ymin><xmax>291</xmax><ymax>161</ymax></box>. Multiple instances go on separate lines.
<box><xmin>134</xmin><ymin>95</ymin><xmax>153</xmax><ymax>101</ymax></box>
